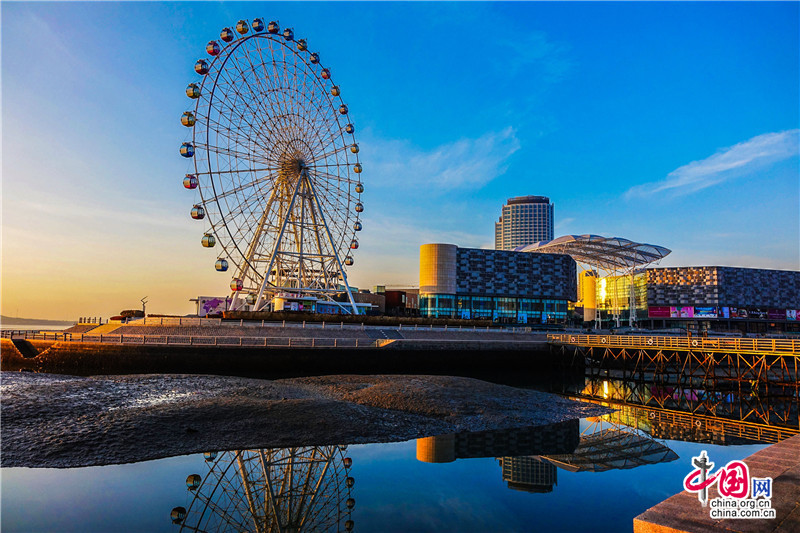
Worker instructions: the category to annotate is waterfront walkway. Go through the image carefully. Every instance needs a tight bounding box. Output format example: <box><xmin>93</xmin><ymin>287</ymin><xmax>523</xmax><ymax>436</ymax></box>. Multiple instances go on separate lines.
<box><xmin>634</xmin><ymin>433</ymin><xmax>800</xmax><ymax>532</ymax></box>
<box><xmin>1</xmin><ymin>320</ymin><xmax>550</xmax><ymax>350</ymax></box>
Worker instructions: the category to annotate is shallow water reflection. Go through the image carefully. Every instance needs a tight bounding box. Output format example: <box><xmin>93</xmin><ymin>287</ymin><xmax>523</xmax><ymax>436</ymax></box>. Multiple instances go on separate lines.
<box><xmin>4</xmin><ymin>407</ymin><xmax>759</xmax><ymax>533</ymax></box>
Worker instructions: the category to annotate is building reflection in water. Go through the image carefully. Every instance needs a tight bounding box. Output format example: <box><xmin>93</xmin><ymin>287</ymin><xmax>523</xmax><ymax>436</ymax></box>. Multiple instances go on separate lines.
<box><xmin>499</xmin><ymin>457</ymin><xmax>558</xmax><ymax>493</ymax></box>
<box><xmin>571</xmin><ymin>353</ymin><xmax>800</xmax><ymax>430</ymax></box>
<box><xmin>415</xmin><ymin>416</ymin><xmax>679</xmax><ymax>494</ymax></box>
<box><xmin>538</xmin><ymin>417</ymin><xmax>678</xmax><ymax>473</ymax></box>
<box><xmin>574</xmin><ymin>366</ymin><xmax>800</xmax><ymax>443</ymax></box>
<box><xmin>171</xmin><ymin>446</ymin><xmax>354</xmax><ymax>532</ymax></box>
<box><xmin>416</xmin><ymin>419</ymin><xmax>580</xmax><ymax>464</ymax></box>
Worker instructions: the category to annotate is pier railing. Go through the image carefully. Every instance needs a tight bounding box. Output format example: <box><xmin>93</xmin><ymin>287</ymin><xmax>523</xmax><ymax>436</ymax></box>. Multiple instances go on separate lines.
<box><xmin>548</xmin><ymin>333</ymin><xmax>800</xmax><ymax>354</ymax></box>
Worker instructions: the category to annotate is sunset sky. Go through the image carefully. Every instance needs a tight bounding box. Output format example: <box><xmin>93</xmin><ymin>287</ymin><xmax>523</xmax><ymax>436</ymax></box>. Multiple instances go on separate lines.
<box><xmin>2</xmin><ymin>2</ymin><xmax>798</xmax><ymax>320</ymax></box>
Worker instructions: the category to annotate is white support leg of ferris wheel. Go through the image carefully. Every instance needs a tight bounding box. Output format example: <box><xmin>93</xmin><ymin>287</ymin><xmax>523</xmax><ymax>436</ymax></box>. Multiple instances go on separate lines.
<box><xmin>306</xmin><ymin>171</ymin><xmax>359</xmax><ymax>315</ymax></box>
<box><xmin>252</xmin><ymin>173</ymin><xmax>306</xmax><ymax>311</ymax></box>
<box><xmin>229</xmin><ymin>188</ymin><xmax>279</xmax><ymax>311</ymax></box>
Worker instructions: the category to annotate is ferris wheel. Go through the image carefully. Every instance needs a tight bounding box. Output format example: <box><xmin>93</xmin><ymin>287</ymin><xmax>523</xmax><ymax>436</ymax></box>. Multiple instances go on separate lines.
<box><xmin>180</xmin><ymin>18</ymin><xmax>363</xmax><ymax>313</ymax></box>
<box><xmin>170</xmin><ymin>446</ymin><xmax>355</xmax><ymax>532</ymax></box>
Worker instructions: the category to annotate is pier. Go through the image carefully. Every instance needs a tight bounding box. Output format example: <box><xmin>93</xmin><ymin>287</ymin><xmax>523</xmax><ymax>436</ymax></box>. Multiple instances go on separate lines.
<box><xmin>548</xmin><ymin>334</ymin><xmax>800</xmax><ymax>430</ymax></box>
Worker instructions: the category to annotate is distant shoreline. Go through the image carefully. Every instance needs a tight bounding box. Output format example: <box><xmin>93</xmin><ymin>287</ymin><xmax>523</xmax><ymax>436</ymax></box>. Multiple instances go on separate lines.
<box><xmin>0</xmin><ymin>315</ymin><xmax>74</xmax><ymax>326</ymax></box>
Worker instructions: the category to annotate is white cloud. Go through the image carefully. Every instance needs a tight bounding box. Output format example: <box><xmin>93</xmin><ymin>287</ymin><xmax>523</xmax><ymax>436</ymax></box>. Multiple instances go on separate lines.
<box><xmin>555</xmin><ymin>217</ymin><xmax>576</xmax><ymax>230</ymax></box>
<box><xmin>497</xmin><ymin>32</ymin><xmax>572</xmax><ymax>84</ymax></box>
<box><xmin>361</xmin><ymin>127</ymin><xmax>521</xmax><ymax>192</ymax></box>
<box><xmin>625</xmin><ymin>129</ymin><xmax>799</xmax><ymax>198</ymax></box>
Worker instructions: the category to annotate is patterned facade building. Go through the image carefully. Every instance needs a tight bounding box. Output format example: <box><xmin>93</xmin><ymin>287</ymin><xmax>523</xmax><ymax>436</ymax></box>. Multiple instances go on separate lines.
<box><xmin>495</xmin><ymin>196</ymin><xmax>554</xmax><ymax>250</ymax></box>
<box><xmin>647</xmin><ymin>266</ymin><xmax>800</xmax><ymax>309</ymax></box>
<box><xmin>454</xmin><ymin>247</ymin><xmax>576</xmax><ymax>299</ymax></box>
<box><xmin>419</xmin><ymin>244</ymin><xmax>576</xmax><ymax>322</ymax></box>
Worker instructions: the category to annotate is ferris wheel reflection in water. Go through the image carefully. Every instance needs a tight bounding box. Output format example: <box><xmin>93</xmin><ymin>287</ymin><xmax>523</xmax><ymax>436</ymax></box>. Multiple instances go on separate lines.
<box><xmin>171</xmin><ymin>446</ymin><xmax>355</xmax><ymax>533</ymax></box>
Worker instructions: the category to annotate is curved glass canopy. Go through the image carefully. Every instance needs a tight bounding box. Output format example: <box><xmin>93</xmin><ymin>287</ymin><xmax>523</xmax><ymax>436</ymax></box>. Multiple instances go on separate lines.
<box><xmin>516</xmin><ymin>234</ymin><xmax>671</xmax><ymax>271</ymax></box>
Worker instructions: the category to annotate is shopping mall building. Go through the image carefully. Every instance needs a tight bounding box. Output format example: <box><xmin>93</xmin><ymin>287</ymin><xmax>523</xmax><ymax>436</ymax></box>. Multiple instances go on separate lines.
<box><xmin>419</xmin><ymin>244</ymin><xmax>576</xmax><ymax>324</ymax></box>
<box><xmin>419</xmin><ymin>240</ymin><xmax>800</xmax><ymax>332</ymax></box>
<box><xmin>582</xmin><ymin>266</ymin><xmax>800</xmax><ymax>332</ymax></box>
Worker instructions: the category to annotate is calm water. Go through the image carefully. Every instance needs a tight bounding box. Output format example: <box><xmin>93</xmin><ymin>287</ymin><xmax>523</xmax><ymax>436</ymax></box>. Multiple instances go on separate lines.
<box><xmin>0</xmin><ymin>415</ymin><xmax>772</xmax><ymax>533</ymax></box>
<box><xmin>1</xmin><ymin>324</ymin><xmax>70</xmax><ymax>331</ymax></box>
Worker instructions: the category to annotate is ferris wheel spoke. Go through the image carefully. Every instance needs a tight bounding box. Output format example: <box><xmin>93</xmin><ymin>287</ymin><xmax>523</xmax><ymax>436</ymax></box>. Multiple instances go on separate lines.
<box><xmin>308</xmin><ymin>169</ymin><xmax>359</xmax><ymax>187</ymax></box>
<box><xmin>202</xmin><ymin>72</ymin><xmax>259</xmax><ymax>136</ymax></box>
<box><xmin>294</xmin><ymin>451</ymin><xmax>331</xmax><ymax>528</ymax></box>
<box><xmin>208</xmin><ymin>193</ymin><xmax>269</xmax><ymax>243</ymax></box>
<box><xmin>205</xmin><ymin>174</ymin><xmax>275</xmax><ymax>204</ymax></box>
<box><xmin>218</xmin><ymin>49</ymin><xmax>275</xmax><ymax>122</ymax></box>
<box><xmin>312</xmin><ymin>143</ymin><xmax>353</xmax><ymax>161</ymax></box>
<box><xmin>202</xmin><ymin>107</ymin><xmax>258</xmax><ymax>162</ymax></box>
<box><xmin>225</xmin><ymin>44</ymin><xmax>294</xmax><ymax>149</ymax></box>
<box><xmin>265</xmin><ymin>41</ymin><xmax>295</xmax><ymax>124</ymax></box>
<box><xmin>195</xmin><ymin>143</ymin><xmax>263</xmax><ymax>165</ymax></box>
<box><xmin>203</xmin><ymin>111</ymin><xmax>272</xmax><ymax>156</ymax></box>
<box><xmin>311</xmin><ymin>128</ymin><xmax>351</xmax><ymax>160</ymax></box>
<box><xmin>210</xmin><ymin>66</ymin><xmax>275</xmax><ymax>152</ymax></box>
<box><xmin>186</xmin><ymin>454</ymin><xmax>255</xmax><ymax>533</ymax></box>
<box><xmin>195</xmin><ymin>166</ymin><xmax>279</xmax><ymax>177</ymax></box>
<box><xmin>259</xmin><ymin>450</ymin><xmax>288</xmax><ymax>533</ymax></box>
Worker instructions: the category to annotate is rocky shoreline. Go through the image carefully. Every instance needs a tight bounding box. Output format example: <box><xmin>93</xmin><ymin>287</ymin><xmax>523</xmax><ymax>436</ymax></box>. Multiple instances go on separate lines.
<box><xmin>1</xmin><ymin>372</ymin><xmax>611</xmax><ymax>468</ymax></box>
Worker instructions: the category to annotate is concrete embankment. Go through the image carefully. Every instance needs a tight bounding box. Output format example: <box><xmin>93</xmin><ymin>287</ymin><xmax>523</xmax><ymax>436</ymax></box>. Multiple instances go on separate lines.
<box><xmin>0</xmin><ymin>337</ymin><xmax>560</xmax><ymax>379</ymax></box>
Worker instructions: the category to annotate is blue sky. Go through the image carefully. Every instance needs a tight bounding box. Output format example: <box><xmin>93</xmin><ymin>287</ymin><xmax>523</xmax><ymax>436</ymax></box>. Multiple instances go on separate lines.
<box><xmin>2</xmin><ymin>2</ymin><xmax>798</xmax><ymax>319</ymax></box>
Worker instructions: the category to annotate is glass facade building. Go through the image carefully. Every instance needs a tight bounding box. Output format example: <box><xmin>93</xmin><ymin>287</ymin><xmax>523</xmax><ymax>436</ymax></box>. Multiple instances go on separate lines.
<box><xmin>595</xmin><ymin>272</ymin><xmax>648</xmax><ymax>322</ymax></box>
<box><xmin>575</xmin><ymin>266</ymin><xmax>800</xmax><ymax>330</ymax></box>
<box><xmin>495</xmin><ymin>196</ymin><xmax>554</xmax><ymax>250</ymax></box>
<box><xmin>419</xmin><ymin>244</ymin><xmax>576</xmax><ymax>324</ymax></box>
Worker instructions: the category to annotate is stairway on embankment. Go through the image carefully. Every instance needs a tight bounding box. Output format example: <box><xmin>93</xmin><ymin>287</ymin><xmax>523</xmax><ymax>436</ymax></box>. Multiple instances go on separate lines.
<box><xmin>10</xmin><ymin>338</ymin><xmax>39</xmax><ymax>358</ymax></box>
<box><xmin>80</xmin><ymin>323</ymin><xmax>124</xmax><ymax>335</ymax></box>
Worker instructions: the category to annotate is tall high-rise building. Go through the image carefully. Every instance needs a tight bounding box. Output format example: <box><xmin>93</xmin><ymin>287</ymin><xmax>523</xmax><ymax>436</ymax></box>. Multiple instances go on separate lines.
<box><xmin>494</xmin><ymin>196</ymin><xmax>554</xmax><ymax>250</ymax></box>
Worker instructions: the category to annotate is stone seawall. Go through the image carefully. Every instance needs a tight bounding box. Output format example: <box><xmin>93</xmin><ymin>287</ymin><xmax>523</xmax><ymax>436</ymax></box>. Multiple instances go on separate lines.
<box><xmin>0</xmin><ymin>338</ymin><xmax>563</xmax><ymax>380</ymax></box>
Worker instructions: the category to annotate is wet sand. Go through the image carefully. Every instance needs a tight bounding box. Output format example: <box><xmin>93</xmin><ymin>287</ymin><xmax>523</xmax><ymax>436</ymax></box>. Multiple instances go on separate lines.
<box><xmin>0</xmin><ymin>372</ymin><xmax>610</xmax><ymax>468</ymax></box>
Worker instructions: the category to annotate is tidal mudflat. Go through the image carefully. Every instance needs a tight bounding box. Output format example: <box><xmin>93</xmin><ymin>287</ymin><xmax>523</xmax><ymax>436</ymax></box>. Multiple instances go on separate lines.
<box><xmin>1</xmin><ymin>372</ymin><xmax>609</xmax><ymax>468</ymax></box>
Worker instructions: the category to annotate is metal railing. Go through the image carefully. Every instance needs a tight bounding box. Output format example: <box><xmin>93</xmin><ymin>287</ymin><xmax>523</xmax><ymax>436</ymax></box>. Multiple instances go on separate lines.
<box><xmin>141</xmin><ymin>317</ymin><xmax>223</xmax><ymax>326</ymax></box>
<box><xmin>1</xmin><ymin>330</ymin><xmax>381</xmax><ymax>349</ymax></box>
<box><xmin>548</xmin><ymin>333</ymin><xmax>800</xmax><ymax>354</ymax></box>
<box><xmin>134</xmin><ymin>318</ymin><xmax>535</xmax><ymax>333</ymax></box>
